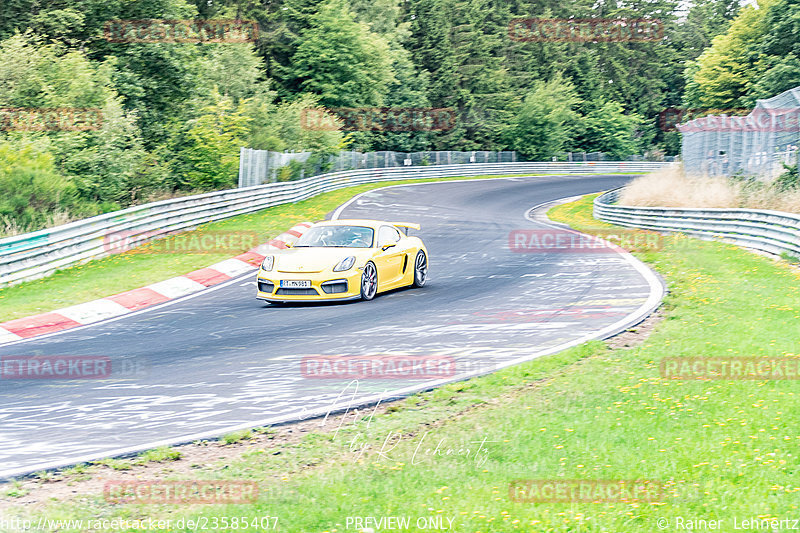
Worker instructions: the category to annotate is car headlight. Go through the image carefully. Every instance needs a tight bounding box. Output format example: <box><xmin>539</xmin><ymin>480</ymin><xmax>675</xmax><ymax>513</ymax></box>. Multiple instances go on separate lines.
<box><xmin>261</xmin><ymin>255</ymin><xmax>274</xmax><ymax>271</ymax></box>
<box><xmin>333</xmin><ymin>256</ymin><xmax>356</xmax><ymax>272</ymax></box>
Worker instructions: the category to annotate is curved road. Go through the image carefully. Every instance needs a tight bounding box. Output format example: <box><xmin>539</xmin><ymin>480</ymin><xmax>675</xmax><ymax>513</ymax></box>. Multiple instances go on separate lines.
<box><xmin>0</xmin><ymin>175</ymin><xmax>662</xmax><ymax>478</ymax></box>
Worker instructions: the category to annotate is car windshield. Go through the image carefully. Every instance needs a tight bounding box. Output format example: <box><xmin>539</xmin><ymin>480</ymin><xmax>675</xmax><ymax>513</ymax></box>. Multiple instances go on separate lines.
<box><xmin>294</xmin><ymin>225</ymin><xmax>374</xmax><ymax>248</ymax></box>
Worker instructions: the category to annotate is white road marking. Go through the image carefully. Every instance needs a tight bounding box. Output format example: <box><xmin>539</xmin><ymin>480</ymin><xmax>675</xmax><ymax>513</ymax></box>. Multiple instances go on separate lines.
<box><xmin>147</xmin><ymin>277</ymin><xmax>208</xmax><ymax>299</ymax></box>
<box><xmin>57</xmin><ymin>299</ymin><xmax>131</xmax><ymax>324</ymax></box>
<box><xmin>210</xmin><ymin>258</ymin><xmax>255</xmax><ymax>277</ymax></box>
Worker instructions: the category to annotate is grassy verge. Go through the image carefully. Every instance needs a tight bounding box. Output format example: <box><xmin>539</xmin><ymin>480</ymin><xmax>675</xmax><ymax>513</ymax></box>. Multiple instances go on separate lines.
<box><xmin>7</xmin><ymin>193</ymin><xmax>800</xmax><ymax>532</ymax></box>
<box><xmin>0</xmin><ymin>173</ymin><xmax>561</xmax><ymax>322</ymax></box>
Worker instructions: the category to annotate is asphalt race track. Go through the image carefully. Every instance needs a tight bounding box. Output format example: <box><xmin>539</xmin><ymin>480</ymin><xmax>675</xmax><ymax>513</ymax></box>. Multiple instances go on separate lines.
<box><xmin>0</xmin><ymin>174</ymin><xmax>663</xmax><ymax>478</ymax></box>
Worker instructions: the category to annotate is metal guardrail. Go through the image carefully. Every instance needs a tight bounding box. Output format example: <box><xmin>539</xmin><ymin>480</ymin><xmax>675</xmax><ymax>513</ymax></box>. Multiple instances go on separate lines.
<box><xmin>594</xmin><ymin>189</ymin><xmax>800</xmax><ymax>258</ymax></box>
<box><xmin>0</xmin><ymin>161</ymin><xmax>669</xmax><ymax>287</ymax></box>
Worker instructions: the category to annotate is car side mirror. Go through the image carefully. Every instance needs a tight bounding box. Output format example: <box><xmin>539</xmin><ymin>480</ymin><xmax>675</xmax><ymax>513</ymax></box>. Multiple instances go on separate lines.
<box><xmin>380</xmin><ymin>242</ymin><xmax>397</xmax><ymax>251</ymax></box>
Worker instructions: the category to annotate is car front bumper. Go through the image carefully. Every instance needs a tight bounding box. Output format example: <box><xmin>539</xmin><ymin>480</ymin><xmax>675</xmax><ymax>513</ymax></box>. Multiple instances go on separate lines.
<box><xmin>255</xmin><ymin>268</ymin><xmax>363</xmax><ymax>302</ymax></box>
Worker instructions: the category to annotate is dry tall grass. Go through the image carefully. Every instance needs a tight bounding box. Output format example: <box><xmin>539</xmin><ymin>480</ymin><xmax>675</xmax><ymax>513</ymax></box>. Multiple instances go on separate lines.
<box><xmin>0</xmin><ymin>210</ymin><xmax>74</xmax><ymax>239</ymax></box>
<box><xmin>619</xmin><ymin>166</ymin><xmax>800</xmax><ymax>214</ymax></box>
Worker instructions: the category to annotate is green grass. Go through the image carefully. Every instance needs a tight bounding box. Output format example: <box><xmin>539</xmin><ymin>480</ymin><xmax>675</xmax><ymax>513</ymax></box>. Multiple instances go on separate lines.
<box><xmin>3</xmin><ymin>481</ymin><xmax>28</xmax><ymax>498</ymax></box>
<box><xmin>7</xmin><ymin>190</ymin><xmax>800</xmax><ymax>532</ymax></box>
<box><xmin>780</xmin><ymin>251</ymin><xmax>800</xmax><ymax>264</ymax></box>
<box><xmin>222</xmin><ymin>430</ymin><xmax>255</xmax><ymax>445</ymax></box>
<box><xmin>137</xmin><ymin>446</ymin><xmax>182</xmax><ymax>463</ymax></box>
<box><xmin>92</xmin><ymin>446</ymin><xmax>181</xmax><ymax>471</ymax></box>
<box><xmin>91</xmin><ymin>447</ymin><xmax>183</xmax><ymax>472</ymax></box>
<box><xmin>91</xmin><ymin>458</ymin><xmax>133</xmax><ymax>471</ymax></box>
<box><xmin>0</xmin><ymin>173</ymin><xmax>570</xmax><ymax>322</ymax></box>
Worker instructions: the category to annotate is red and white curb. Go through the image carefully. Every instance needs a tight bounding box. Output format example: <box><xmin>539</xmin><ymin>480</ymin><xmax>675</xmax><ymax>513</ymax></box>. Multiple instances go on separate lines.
<box><xmin>0</xmin><ymin>222</ymin><xmax>313</xmax><ymax>343</ymax></box>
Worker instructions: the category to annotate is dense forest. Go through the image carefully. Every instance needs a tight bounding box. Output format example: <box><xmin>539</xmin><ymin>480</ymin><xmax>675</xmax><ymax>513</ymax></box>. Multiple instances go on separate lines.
<box><xmin>1</xmin><ymin>0</ymin><xmax>798</xmax><ymax>233</ymax></box>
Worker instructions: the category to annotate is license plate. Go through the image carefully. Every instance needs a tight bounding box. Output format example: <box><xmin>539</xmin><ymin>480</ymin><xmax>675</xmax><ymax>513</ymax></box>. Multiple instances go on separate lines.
<box><xmin>280</xmin><ymin>280</ymin><xmax>311</xmax><ymax>288</ymax></box>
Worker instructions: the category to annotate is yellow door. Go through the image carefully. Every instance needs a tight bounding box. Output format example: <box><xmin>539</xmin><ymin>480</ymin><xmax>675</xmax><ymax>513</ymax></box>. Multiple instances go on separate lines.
<box><xmin>375</xmin><ymin>226</ymin><xmax>405</xmax><ymax>289</ymax></box>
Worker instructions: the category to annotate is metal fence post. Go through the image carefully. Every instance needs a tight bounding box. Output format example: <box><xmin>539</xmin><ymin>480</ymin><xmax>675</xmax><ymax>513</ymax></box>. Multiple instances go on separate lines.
<box><xmin>238</xmin><ymin>147</ymin><xmax>246</xmax><ymax>188</ymax></box>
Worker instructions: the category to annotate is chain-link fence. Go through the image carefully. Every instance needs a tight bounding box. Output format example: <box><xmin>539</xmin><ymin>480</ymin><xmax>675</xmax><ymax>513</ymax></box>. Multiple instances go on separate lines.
<box><xmin>553</xmin><ymin>151</ymin><xmax>677</xmax><ymax>163</ymax></box>
<box><xmin>238</xmin><ymin>149</ymin><xmax>672</xmax><ymax>187</ymax></box>
<box><xmin>679</xmin><ymin>86</ymin><xmax>800</xmax><ymax>179</ymax></box>
<box><xmin>238</xmin><ymin>149</ymin><xmax>519</xmax><ymax>187</ymax></box>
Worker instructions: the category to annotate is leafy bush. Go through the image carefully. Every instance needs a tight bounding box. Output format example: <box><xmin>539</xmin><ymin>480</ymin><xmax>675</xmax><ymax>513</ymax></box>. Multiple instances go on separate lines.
<box><xmin>277</xmin><ymin>159</ymin><xmax>305</xmax><ymax>182</ymax></box>
<box><xmin>0</xmin><ymin>141</ymin><xmax>79</xmax><ymax>230</ymax></box>
<box><xmin>507</xmin><ymin>74</ymin><xmax>581</xmax><ymax>160</ymax></box>
<box><xmin>774</xmin><ymin>162</ymin><xmax>800</xmax><ymax>190</ymax></box>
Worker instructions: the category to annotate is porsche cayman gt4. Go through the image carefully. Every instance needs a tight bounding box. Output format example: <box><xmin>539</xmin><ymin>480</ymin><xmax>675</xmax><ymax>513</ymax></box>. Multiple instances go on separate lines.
<box><xmin>256</xmin><ymin>219</ymin><xmax>428</xmax><ymax>303</ymax></box>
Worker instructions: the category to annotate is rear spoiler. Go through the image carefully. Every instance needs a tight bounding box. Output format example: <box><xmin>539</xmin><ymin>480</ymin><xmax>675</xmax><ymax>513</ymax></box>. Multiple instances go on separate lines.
<box><xmin>391</xmin><ymin>222</ymin><xmax>421</xmax><ymax>235</ymax></box>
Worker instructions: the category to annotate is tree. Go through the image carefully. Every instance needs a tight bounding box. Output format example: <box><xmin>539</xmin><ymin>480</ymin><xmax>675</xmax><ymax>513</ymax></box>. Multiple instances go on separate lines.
<box><xmin>0</xmin><ymin>139</ymin><xmax>86</xmax><ymax>231</ymax></box>
<box><xmin>348</xmin><ymin>0</ymin><xmax>434</xmax><ymax>151</ymax></box>
<box><xmin>197</xmin><ymin>44</ymin><xmax>269</xmax><ymax>105</ymax></box>
<box><xmin>406</xmin><ymin>0</ymin><xmax>515</xmax><ymax>149</ymax></box>
<box><xmin>0</xmin><ymin>33</ymin><xmax>114</xmax><ymax>109</ymax></box>
<box><xmin>179</xmin><ymin>90</ymin><xmax>251</xmax><ymax>190</ymax></box>
<box><xmin>243</xmin><ymin>93</ymin><xmax>346</xmax><ymax>154</ymax></box>
<box><xmin>578</xmin><ymin>101</ymin><xmax>643</xmax><ymax>158</ymax></box>
<box><xmin>750</xmin><ymin>0</ymin><xmax>800</xmax><ymax>99</ymax></box>
<box><xmin>683</xmin><ymin>1</ymin><xmax>773</xmax><ymax>109</ymax></box>
<box><xmin>506</xmin><ymin>74</ymin><xmax>581</xmax><ymax>160</ymax></box>
<box><xmin>286</xmin><ymin>0</ymin><xmax>394</xmax><ymax>107</ymax></box>
<box><xmin>54</xmin><ymin>98</ymin><xmax>152</xmax><ymax>206</ymax></box>
<box><xmin>671</xmin><ymin>0</ymin><xmax>741</xmax><ymax>61</ymax></box>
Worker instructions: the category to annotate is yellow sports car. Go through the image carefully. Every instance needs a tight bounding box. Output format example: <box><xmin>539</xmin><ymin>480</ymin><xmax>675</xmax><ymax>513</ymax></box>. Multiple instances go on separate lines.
<box><xmin>256</xmin><ymin>219</ymin><xmax>428</xmax><ymax>303</ymax></box>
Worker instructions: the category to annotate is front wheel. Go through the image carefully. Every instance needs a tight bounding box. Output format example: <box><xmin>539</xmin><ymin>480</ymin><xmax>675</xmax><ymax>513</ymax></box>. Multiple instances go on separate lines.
<box><xmin>412</xmin><ymin>250</ymin><xmax>428</xmax><ymax>287</ymax></box>
<box><xmin>360</xmin><ymin>262</ymin><xmax>378</xmax><ymax>300</ymax></box>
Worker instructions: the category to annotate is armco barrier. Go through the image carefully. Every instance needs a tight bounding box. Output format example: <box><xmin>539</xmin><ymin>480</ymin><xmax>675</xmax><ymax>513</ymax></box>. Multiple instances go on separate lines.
<box><xmin>0</xmin><ymin>162</ymin><xmax>669</xmax><ymax>287</ymax></box>
<box><xmin>594</xmin><ymin>189</ymin><xmax>800</xmax><ymax>258</ymax></box>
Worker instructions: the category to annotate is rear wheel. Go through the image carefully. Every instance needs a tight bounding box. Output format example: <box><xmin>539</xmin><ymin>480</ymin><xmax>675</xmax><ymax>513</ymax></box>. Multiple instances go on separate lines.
<box><xmin>361</xmin><ymin>262</ymin><xmax>377</xmax><ymax>300</ymax></box>
<box><xmin>412</xmin><ymin>250</ymin><xmax>428</xmax><ymax>287</ymax></box>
